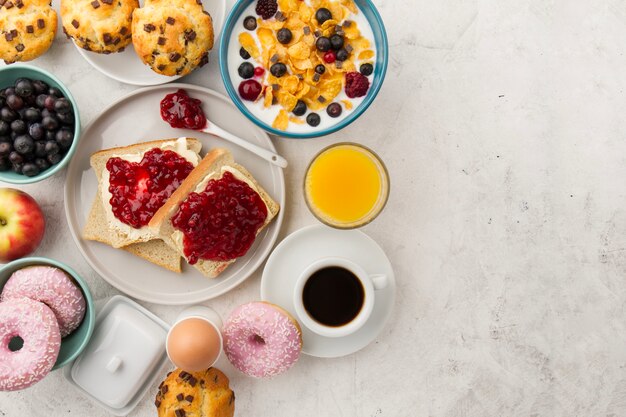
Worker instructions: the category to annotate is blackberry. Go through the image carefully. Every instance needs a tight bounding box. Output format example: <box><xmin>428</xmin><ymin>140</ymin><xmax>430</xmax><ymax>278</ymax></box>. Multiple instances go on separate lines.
<box><xmin>255</xmin><ymin>0</ymin><xmax>278</xmax><ymax>20</ymax></box>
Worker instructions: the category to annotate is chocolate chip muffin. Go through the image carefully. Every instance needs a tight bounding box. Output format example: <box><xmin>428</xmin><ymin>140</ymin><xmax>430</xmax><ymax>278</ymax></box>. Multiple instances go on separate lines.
<box><xmin>155</xmin><ymin>368</ymin><xmax>235</xmax><ymax>417</ymax></box>
<box><xmin>0</xmin><ymin>0</ymin><xmax>57</xmax><ymax>64</ymax></box>
<box><xmin>60</xmin><ymin>0</ymin><xmax>138</xmax><ymax>54</ymax></box>
<box><xmin>131</xmin><ymin>0</ymin><xmax>214</xmax><ymax>76</ymax></box>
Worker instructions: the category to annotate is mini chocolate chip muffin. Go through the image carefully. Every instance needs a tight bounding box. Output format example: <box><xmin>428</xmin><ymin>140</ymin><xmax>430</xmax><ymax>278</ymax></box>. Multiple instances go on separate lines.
<box><xmin>60</xmin><ymin>0</ymin><xmax>138</xmax><ymax>54</ymax></box>
<box><xmin>0</xmin><ymin>0</ymin><xmax>57</xmax><ymax>64</ymax></box>
<box><xmin>131</xmin><ymin>0</ymin><xmax>214</xmax><ymax>76</ymax></box>
<box><xmin>155</xmin><ymin>368</ymin><xmax>235</xmax><ymax>417</ymax></box>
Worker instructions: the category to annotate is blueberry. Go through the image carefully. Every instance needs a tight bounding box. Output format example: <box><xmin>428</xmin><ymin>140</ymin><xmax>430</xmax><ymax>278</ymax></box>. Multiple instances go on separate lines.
<box><xmin>22</xmin><ymin>162</ymin><xmax>40</xmax><ymax>177</ymax></box>
<box><xmin>243</xmin><ymin>16</ymin><xmax>257</xmax><ymax>31</ymax></box>
<box><xmin>359</xmin><ymin>63</ymin><xmax>373</xmax><ymax>76</ymax></box>
<box><xmin>44</xmin><ymin>95</ymin><xmax>56</xmax><ymax>111</ymax></box>
<box><xmin>23</xmin><ymin>94</ymin><xmax>36</xmax><ymax>106</ymax></box>
<box><xmin>48</xmin><ymin>87</ymin><xmax>62</xmax><ymax>97</ymax></box>
<box><xmin>10</xmin><ymin>119</ymin><xmax>26</xmax><ymax>134</ymax></box>
<box><xmin>0</xmin><ymin>121</ymin><xmax>9</xmax><ymax>135</ymax></box>
<box><xmin>45</xmin><ymin>130</ymin><xmax>56</xmax><ymax>141</ymax></box>
<box><xmin>326</xmin><ymin>102</ymin><xmax>342</xmax><ymax>118</ymax></box>
<box><xmin>42</xmin><ymin>115</ymin><xmax>59</xmax><ymax>131</ymax></box>
<box><xmin>35</xmin><ymin>94</ymin><xmax>47</xmax><ymax>108</ymax></box>
<box><xmin>32</xmin><ymin>80</ymin><xmax>49</xmax><ymax>95</ymax></box>
<box><xmin>277</xmin><ymin>28</ymin><xmax>292</xmax><ymax>44</ymax></box>
<box><xmin>0</xmin><ymin>157</ymin><xmax>8</xmax><ymax>172</ymax></box>
<box><xmin>57</xmin><ymin>111</ymin><xmax>74</xmax><ymax>125</ymax></box>
<box><xmin>306</xmin><ymin>112</ymin><xmax>321</xmax><ymax>127</ymax></box>
<box><xmin>3</xmin><ymin>87</ymin><xmax>15</xmax><ymax>97</ymax></box>
<box><xmin>270</xmin><ymin>62</ymin><xmax>287</xmax><ymax>77</ymax></box>
<box><xmin>44</xmin><ymin>140</ymin><xmax>60</xmax><ymax>155</ymax></box>
<box><xmin>34</xmin><ymin>157</ymin><xmax>50</xmax><ymax>171</ymax></box>
<box><xmin>23</xmin><ymin>107</ymin><xmax>41</xmax><ymax>122</ymax></box>
<box><xmin>292</xmin><ymin>100</ymin><xmax>307</xmax><ymax>116</ymax></box>
<box><xmin>315</xmin><ymin>8</ymin><xmax>332</xmax><ymax>24</ymax></box>
<box><xmin>1</xmin><ymin>107</ymin><xmax>18</xmax><ymax>122</ymax></box>
<box><xmin>238</xmin><ymin>62</ymin><xmax>255</xmax><ymax>79</ymax></box>
<box><xmin>47</xmin><ymin>152</ymin><xmax>62</xmax><ymax>165</ymax></box>
<box><xmin>8</xmin><ymin>151</ymin><xmax>23</xmax><ymax>164</ymax></box>
<box><xmin>12</xmin><ymin>162</ymin><xmax>24</xmax><ymax>174</ymax></box>
<box><xmin>56</xmin><ymin>128</ymin><xmax>74</xmax><ymax>149</ymax></box>
<box><xmin>41</xmin><ymin>108</ymin><xmax>53</xmax><ymax>119</ymax></box>
<box><xmin>336</xmin><ymin>48</ymin><xmax>349</xmax><ymax>61</ymax></box>
<box><xmin>14</xmin><ymin>135</ymin><xmax>35</xmax><ymax>155</ymax></box>
<box><xmin>315</xmin><ymin>64</ymin><xmax>326</xmax><ymax>75</ymax></box>
<box><xmin>29</xmin><ymin>123</ymin><xmax>45</xmax><ymax>141</ymax></box>
<box><xmin>315</xmin><ymin>36</ymin><xmax>331</xmax><ymax>52</ymax></box>
<box><xmin>15</xmin><ymin>79</ymin><xmax>33</xmax><ymax>97</ymax></box>
<box><xmin>0</xmin><ymin>141</ymin><xmax>12</xmax><ymax>156</ymax></box>
<box><xmin>35</xmin><ymin>141</ymin><xmax>46</xmax><ymax>157</ymax></box>
<box><xmin>330</xmin><ymin>34</ymin><xmax>344</xmax><ymax>50</ymax></box>
<box><xmin>54</xmin><ymin>98</ymin><xmax>71</xmax><ymax>114</ymax></box>
<box><xmin>239</xmin><ymin>47</ymin><xmax>251</xmax><ymax>60</ymax></box>
<box><xmin>6</xmin><ymin>95</ymin><xmax>24</xmax><ymax>110</ymax></box>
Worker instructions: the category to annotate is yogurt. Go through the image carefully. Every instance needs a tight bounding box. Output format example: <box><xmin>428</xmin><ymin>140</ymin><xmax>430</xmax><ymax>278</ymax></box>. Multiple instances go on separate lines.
<box><xmin>228</xmin><ymin>0</ymin><xmax>377</xmax><ymax>133</ymax></box>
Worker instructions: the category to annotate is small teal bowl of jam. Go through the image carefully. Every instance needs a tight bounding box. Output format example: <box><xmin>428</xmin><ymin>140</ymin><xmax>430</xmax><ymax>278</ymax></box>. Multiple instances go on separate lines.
<box><xmin>0</xmin><ymin>257</ymin><xmax>95</xmax><ymax>369</ymax></box>
<box><xmin>0</xmin><ymin>64</ymin><xmax>81</xmax><ymax>184</ymax></box>
<box><xmin>219</xmin><ymin>0</ymin><xmax>388</xmax><ymax>139</ymax></box>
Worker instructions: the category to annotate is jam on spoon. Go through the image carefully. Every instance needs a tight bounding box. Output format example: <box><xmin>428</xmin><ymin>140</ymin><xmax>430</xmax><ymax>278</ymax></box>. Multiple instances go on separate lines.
<box><xmin>160</xmin><ymin>89</ymin><xmax>207</xmax><ymax>130</ymax></box>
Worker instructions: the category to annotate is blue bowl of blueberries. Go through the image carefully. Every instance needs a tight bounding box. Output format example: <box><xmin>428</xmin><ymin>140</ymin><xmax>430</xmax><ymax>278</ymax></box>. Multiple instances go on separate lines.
<box><xmin>0</xmin><ymin>64</ymin><xmax>80</xmax><ymax>184</ymax></box>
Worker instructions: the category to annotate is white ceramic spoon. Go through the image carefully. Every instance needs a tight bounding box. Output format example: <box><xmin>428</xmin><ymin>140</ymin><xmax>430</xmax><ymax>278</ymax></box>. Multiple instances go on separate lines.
<box><xmin>200</xmin><ymin>120</ymin><xmax>288</xmax><ymax>168</ymax></box>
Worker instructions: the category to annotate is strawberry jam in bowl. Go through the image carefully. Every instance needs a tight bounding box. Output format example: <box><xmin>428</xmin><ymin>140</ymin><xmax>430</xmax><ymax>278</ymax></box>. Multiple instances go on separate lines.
<box><xmin>171</xmin><ymin>170</ymin><xmax>268</xmax><ymax>264</ymax></box>
<box><xmin>107</xmin><ymin>149</ymin><xmax>194</xmax><ymax>228</ymax></box>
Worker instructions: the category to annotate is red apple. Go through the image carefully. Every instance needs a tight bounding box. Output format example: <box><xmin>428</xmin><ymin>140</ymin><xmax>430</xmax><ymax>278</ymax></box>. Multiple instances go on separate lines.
<box><xmin>0</xmin><ymin>188</ymin><xmax>45</xmax><ymax>263</ymax></box>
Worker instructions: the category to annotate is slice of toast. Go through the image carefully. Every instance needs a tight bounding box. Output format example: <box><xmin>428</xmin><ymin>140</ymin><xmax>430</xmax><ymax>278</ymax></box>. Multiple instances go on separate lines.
<box><xmin>149</xmin><ymin>148</ymin><xmax>280</xmax><ymax>278</ymax></box>
<box><xmin>82</xmin><ymin>138</ymin><xmax>202</xmax><ymax>273</ymax></box>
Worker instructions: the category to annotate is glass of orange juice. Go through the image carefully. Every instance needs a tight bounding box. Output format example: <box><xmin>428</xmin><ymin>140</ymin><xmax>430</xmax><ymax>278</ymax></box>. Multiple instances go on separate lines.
<box><xmin>304</xmin><ymin>143</ymin><xmax>390</xmax><ymax>229</ymax></box>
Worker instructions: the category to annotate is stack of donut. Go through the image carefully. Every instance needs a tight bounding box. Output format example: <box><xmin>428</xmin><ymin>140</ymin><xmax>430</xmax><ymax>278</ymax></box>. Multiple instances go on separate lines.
<box><xmin>0</xmin><ymin>266</ymin><xmax>86</xmax><ymax>391</ymax></box>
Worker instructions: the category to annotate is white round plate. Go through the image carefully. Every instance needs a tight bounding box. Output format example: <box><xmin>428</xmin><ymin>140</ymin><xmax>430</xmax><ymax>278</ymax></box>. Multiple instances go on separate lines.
<box><xmin>65</xmin><ymin>83</ymin><xmax>285</xmax><ymax>304</ymax></box>
<box><xmin>260</xmin><ymin>225</ymin><xmax>395</xmax><ymax>358</ymax></box>
<box><xmin>73</xmin><ymin>0</ymin><xmax>226</xmax><ymax>86</ymax></box>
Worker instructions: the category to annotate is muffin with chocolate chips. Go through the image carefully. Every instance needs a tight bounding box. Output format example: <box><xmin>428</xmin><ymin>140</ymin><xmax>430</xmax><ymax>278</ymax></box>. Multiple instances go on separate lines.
<box><xmin>0</xmin><ymin>0</ymin><xmax>57</xmax><ymax>64</ymax></box>
<box><xmin>60</xmin><ymin>0</ymin><xmax>138</xmax><ymax>54</ymax></box>
<box><xmin>155</xmin><ymin>368</ymin><xmax>235</xmax><ymax>417</ymax></box>
<box><xmin>131</xmin><ymin>0</ymin><xmax>213</xmax><ymax>76</ymax></box>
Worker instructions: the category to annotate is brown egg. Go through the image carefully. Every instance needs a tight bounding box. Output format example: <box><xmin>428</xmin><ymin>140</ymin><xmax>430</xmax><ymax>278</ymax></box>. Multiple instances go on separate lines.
<box><xmin>166</xmin><ymin>318</ymin><xmax>222</xmax><ymax>372</ymax></box>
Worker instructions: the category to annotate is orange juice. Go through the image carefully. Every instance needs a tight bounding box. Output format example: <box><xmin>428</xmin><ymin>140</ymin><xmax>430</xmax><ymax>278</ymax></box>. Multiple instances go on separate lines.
<box><xmin>304</xmin><ymin>143</ymin><xmax>389</xmax><ymax>228</ymax></box>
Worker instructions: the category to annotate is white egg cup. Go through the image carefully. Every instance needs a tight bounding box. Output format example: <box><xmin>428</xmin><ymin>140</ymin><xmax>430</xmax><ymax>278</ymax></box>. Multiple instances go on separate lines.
<box><xmin>165</xmin><ymin>305</ymin><xmax>224</xmax><ymax>369</ymax></box>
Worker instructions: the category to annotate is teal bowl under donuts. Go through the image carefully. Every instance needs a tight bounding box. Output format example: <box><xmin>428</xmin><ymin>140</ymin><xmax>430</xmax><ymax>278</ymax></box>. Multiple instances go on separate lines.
<box><xmin>0</xmin><ymin>257</ymin><xmax>95</xmax><ymax>369</ymax></box>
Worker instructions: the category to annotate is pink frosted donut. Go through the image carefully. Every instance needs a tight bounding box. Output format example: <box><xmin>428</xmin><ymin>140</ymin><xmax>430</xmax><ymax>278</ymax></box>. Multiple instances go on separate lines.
<box><xmin>1</xmin><ymin>266</ymin><xmax>86</xmax><ymax>337</ymax></box>
<box><xmin>0</xmin><ymin>298</ymin><xmax>61</xmax><ymax>391</ymax></box>
<box><xmin>223</xmin><ymin>302</ymin><xmax>302</xmax><ymax>378</ymax></box>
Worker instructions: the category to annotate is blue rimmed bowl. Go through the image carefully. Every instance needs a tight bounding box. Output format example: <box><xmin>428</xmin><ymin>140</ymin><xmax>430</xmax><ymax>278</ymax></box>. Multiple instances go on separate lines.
<box><xmin>0</xmin><ymin>64</ymin><xmax>81</xmax><ymax>184</ymax></box>
<box><xmin>0</xmin><ymin>257</ymin><xmax>95</xmax><ymax>369</ymax></box>
<box><xmin>219</xmin><ymin>0</ymin><xmax>388</xmax><ymax>139</ymax></box>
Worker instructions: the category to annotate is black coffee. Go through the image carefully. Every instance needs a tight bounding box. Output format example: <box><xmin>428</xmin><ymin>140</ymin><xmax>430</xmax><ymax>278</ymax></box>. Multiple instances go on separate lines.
<box><xmin>302</xmin><ymin>266</ymin><xmax>365</xmax><ymax>327</ymax></box>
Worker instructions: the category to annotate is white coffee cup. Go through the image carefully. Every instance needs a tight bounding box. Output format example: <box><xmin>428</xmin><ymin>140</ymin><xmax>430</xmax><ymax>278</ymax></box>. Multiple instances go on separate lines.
<box><xmin>293</xmin><ymin>257</ymin><xmax>388</xmax><ymax>338</ymax></box>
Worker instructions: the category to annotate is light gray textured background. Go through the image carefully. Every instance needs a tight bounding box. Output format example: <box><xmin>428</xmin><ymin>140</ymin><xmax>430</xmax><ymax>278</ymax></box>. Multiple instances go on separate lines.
<box><xmin>2</xmin><ymin>0</ymin><xmax>626</xmax><ymax>416</ymax></box>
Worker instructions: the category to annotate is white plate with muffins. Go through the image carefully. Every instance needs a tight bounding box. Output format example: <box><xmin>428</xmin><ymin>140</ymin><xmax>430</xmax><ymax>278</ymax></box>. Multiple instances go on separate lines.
<box><xmin>60</xmin><ymin>0</ymin><xmax>226</xmax><ymax>85</ymax></box>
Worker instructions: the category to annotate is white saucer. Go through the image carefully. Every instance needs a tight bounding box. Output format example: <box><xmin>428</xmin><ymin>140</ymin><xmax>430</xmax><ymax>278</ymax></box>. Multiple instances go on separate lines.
<box><xmin>260</xmin><ymin>225</ymin><xmax>395</xmax><ymax>358</ymax></box>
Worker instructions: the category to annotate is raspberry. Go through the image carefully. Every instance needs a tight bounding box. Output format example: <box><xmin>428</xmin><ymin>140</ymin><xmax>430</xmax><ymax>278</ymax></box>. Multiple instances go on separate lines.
<box><xmin>255</xmin><ymin>0</ymin><xmax>278</xmax><ymax>19</ymax></box>
<box><xmin>345</xmin><ymin>72</ymin><xmax>370</xmax><ymax>98</ymax></box>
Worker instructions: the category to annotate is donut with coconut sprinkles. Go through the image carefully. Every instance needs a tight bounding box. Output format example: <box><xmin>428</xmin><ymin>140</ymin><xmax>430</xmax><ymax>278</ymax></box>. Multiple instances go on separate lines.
<box><xmin>0</xmin><ymin>298</ymin><xmax>61</xmax><ymax>391</ymax></box>
<box><xmin>223</xmin><ymin>302</ymin><xmax>302</xmax><ymax>378</ymax></box>
<box><xmin>1</xmin><ymin>266</ymin><xmax>86</xmax><ymax>337</ymax></box>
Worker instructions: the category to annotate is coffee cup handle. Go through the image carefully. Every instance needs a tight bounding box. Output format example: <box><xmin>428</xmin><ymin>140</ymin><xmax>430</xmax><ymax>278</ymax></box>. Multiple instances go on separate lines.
<box><xmin>370</xmin><ymin>274</ymin><xmax>388</xmax><ymax>290</ymax></box>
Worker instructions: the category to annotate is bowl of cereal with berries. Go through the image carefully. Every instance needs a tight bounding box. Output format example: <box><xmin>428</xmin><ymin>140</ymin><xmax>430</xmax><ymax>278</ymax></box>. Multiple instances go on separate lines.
<box><xmin>219</xmin><ymin>0</ymin><xmax>387</xmax><ymax>138</ymax></box>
